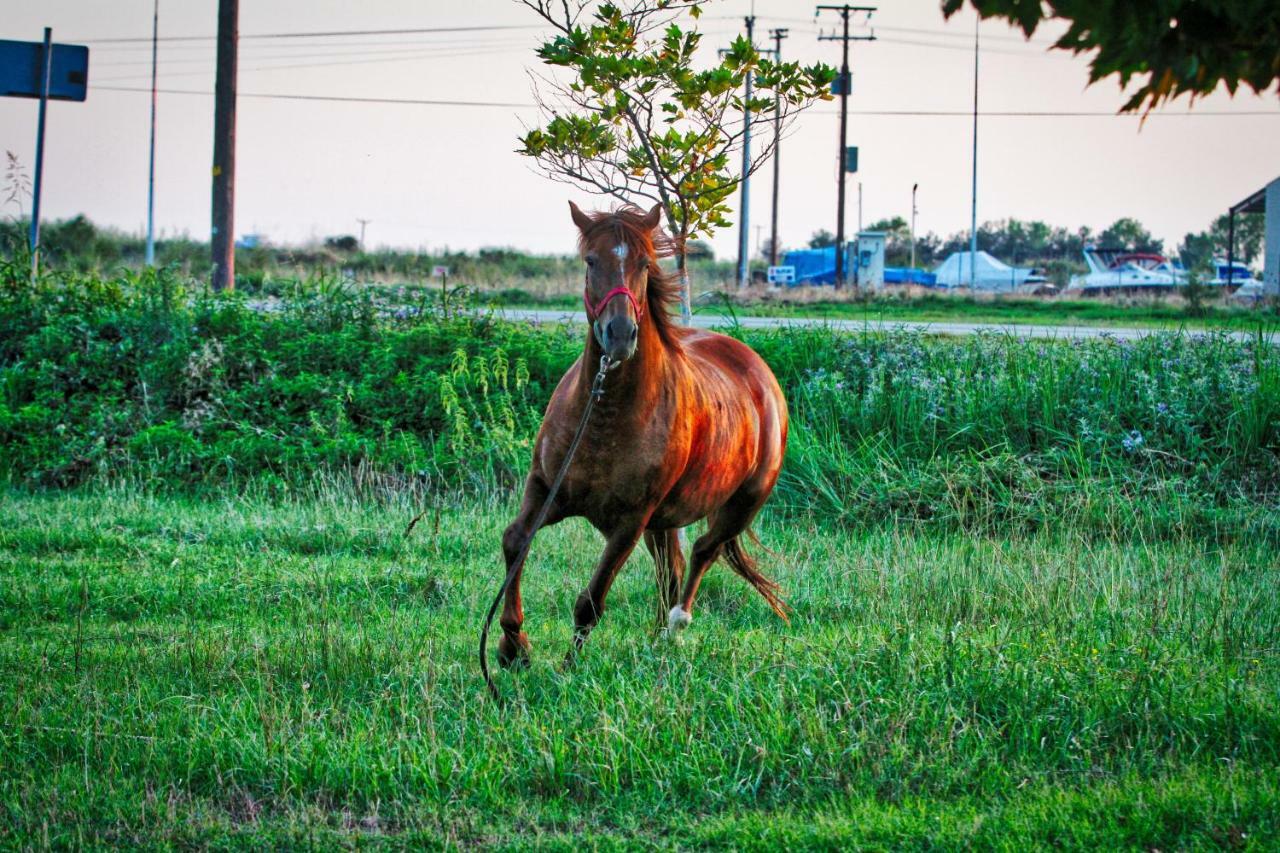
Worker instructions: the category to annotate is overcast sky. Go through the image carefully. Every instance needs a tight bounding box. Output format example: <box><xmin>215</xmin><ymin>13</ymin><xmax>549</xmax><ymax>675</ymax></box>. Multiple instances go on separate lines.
<box><xmin>3</xmin><ymin>0</ymin><xmax>1277</xmax><ymax>261</ymax></box>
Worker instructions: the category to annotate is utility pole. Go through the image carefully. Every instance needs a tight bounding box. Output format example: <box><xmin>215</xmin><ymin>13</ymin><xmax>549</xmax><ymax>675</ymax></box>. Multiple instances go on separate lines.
<box><xmin>735</xmin><ymin>15</ymin><xmax>755</xmax><ymax>289</ymax></box>
<box><xmin>28</xmin><ymin>27</ymin><xmax>53</xmax><ymax>280</ymax></box>
<box><xmin>817</xmin><ymin>5</ymin><xmax>875</xmax><ymax>289</ymax></box>
<box><xmin>356</xmin><ymin>218</ymin><xmax>371</xmax><ymax>250</ymax></box>
<box><xmin>968</xmin><ymin>14</ymin><xmax>979</xmax><ymax>288</ymax></box>
<box><xmin>211</xmin><ymin>0</ymin><xmax>238</xmax><ymax>291</ymax></box>
<box><xmin>145</xmin><ymin>0</ymin><xmax>159</xmax><ymax>266</ymax></box>
<box><xmin>768</xmin><ymin>27</ymin><xmax>788</xmax><ymax>269</ymax></box>
<box><xmin>910</xmin><ymin>182</ymin><xmax>918</xmax><ymax>270</ymax></box>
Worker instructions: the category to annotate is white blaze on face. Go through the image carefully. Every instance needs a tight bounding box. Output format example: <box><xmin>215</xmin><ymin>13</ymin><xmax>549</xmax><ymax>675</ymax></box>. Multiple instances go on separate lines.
<box><xmin>612</xmin><ymin>243</ymin><xmax>628</xmax><ymax>261</ymax></box>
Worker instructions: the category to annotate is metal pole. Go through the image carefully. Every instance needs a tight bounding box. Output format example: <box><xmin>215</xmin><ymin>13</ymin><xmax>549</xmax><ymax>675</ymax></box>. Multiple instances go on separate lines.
<box><xmin>145</xmin><ymin>0</ymin><xmax>159</xmax><ymax>266</ymax></box>
<box><xmin>357</xmin><ymin>218</ymin><xmax>370</xmax><ymax>249</ymax></box>
<box><xmin>1227</xmin><ymin>210</ymin><xmax>1236</xmax><ymax>289</ymax></box>
<box><xmin>29</xmin><ymin>27</ymin><xmax>54</xmax><ymax>279</ymax></box>
<box><xmin>211</xmin><ymin>0</ymin><xmax>238</xmax><ymax>291</ymax></box>
<box><xmin>736</xmin><ymin>15</ymin><xmax>755</xmax><ymax>289</ymax></box>
<box><xmin>968</xmin><ymin>14</ymin><xmax>979</xmax><ymax>288</ymax></box>
<box><xmin>910</xmin><ymin>183</ymin><xmax>918</xmax><ymax>270</ymax></box>
<box><xmin>834</xmin><ymin>9</ymin><xmax>850</xmax><ymax>288</ymax></box>
<box><xmin>768</xmin><ymin>28</ymin><xmax>787</xmax><ymax>268</ymax></box>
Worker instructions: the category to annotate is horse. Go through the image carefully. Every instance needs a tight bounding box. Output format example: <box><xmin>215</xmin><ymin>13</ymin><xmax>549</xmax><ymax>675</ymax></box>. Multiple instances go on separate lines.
<box><xmin>495</xmin><ymin>201</ymin><xmax>789</xmax><ymax>670</ymax></box>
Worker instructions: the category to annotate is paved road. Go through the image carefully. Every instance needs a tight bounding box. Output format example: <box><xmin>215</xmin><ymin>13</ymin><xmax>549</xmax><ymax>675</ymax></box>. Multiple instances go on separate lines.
<box><xmin>486</xmin><ymin>307</ymin><xmax>1261</xmax><ymax>343</ymax></box>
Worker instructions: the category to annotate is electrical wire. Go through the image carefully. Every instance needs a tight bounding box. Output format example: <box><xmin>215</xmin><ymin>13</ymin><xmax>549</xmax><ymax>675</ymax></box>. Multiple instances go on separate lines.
<box><xmin>90</xmin><ymin>84</ymin><xmax>1280</xmax><ymax>118</ymax></box>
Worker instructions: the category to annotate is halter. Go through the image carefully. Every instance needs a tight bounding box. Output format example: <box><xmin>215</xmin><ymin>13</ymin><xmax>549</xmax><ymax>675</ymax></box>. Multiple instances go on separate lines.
<box><xmin>583</xmin><ymin>285</ymin><xmax>644</xmax><ymax>321</ymax></box>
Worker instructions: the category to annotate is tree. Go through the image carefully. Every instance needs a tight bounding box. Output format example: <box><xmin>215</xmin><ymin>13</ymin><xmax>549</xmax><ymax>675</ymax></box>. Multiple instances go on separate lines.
<box><xmin>1180</xmin><ymin>212</ymin><xmax>1265</xmax><ymax>271</ymax></box>
<box><xmin>516</xmin><ymin>0</ymin><xmax>834</xmax><ymax>319</ymax></box>
<box><xmin>943</xmin><ymin>0</ymin><xmax>1280</xmax><ymax>113</ymax></box>
<box><xmin>807</xmin><ymin>229</ymin><xmax>836</xmax><ymax>249</ymax></box>
<box><xmin>1099</xmin><ymin>218</ymin><xmax>1162</xmax><ymax>254</ymax></box>
<box><xmin>324</xmin><ymin>235</ymin><xmax>359</xmax><ymax>253</ymax></box>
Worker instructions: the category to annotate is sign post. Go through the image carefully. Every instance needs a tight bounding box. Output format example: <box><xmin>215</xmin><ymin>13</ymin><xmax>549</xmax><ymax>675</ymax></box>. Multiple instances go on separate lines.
<box><xmin>433</xmin><ymin>265</ymin><xmax>450</xmax><ymax>314</ymax></box>
<box><xmin>0</xmin><ymin>30</ymin><xmax>90</xmax><ymax>277</ymax></box>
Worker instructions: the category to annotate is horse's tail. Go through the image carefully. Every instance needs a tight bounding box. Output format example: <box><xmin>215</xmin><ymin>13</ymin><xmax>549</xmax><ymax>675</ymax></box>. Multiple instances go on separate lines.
<box><xmin>723</xmin><ymin>534</ymin><xmax>790</xmax><ymax>623</ymax></box>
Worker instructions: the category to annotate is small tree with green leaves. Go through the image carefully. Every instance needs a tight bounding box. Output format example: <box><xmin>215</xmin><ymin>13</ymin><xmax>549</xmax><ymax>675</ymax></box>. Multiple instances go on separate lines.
<box><xmin>516</xmin><ymin>1</ymin><xmax>834</xmax><ymax>319</ymax></box>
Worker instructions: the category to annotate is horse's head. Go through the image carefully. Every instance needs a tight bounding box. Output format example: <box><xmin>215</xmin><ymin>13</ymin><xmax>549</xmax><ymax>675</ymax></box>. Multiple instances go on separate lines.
<box><xmin>570</xmin><ymin>201</ymin><xmax>664</xmax><ymax>364</ymax></box>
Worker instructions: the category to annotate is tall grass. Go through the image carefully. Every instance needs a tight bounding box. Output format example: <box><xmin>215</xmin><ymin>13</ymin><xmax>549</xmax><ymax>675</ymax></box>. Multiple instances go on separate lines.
<box><xmin>0</xmin><ymin>267</ymin><xmax>1277</xmax><ymax>538</ymax></box>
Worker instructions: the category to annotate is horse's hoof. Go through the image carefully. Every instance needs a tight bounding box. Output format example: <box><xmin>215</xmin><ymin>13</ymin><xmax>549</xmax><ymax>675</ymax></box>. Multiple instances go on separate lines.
<box><xmin>497</xmin><ymin>632</ymin><xmax>531</xmax><ymax>669</ymax></box>
<box><xmin>667</xmin><ymin>605</ymin><xmax>692</xmax><ymax>634</ymax></box>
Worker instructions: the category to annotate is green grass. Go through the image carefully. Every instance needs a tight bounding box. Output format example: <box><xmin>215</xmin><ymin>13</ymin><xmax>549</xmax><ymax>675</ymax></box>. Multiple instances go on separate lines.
<box><xmin>2</xmin><ymin>487</ymin><xmax>1277</xmax><ymax>847</ymax></box>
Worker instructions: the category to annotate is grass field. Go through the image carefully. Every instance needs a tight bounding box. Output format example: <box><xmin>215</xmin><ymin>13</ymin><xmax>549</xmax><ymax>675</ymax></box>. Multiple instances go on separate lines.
<box><xmin>2</xmin><ymin>487</ymin><xmax>1277</xmax><ymax>848</ymax></box>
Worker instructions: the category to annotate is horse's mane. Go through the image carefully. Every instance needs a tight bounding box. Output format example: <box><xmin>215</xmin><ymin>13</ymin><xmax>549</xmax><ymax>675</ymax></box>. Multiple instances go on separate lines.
<box><xmin>576</xmin><ymin>205</ymin><xmax>684</xmax><ymax>351</ymax></box>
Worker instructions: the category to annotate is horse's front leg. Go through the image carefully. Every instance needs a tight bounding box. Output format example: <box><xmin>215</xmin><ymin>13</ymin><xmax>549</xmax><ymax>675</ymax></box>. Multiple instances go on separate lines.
<box><xmin>566</xmin><ymin>518</ymin><xmax>647</xmax><ymax>664</ymax></box>
<box><xmin>497</xmin><ymin>474</ymin><xmax>559</xmax><ymax>669</ymax></box>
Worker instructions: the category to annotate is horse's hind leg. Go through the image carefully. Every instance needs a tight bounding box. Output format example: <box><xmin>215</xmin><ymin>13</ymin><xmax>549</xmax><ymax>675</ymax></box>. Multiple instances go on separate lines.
<box><xmin>644</xmin><ymin>529</ymin><xmax>685</xmax><ymax>628</ymax></box>
<box><xmin>669</xmin><ymin>490</ymin><xmax>784</xmax><ymax>633</ymax></box>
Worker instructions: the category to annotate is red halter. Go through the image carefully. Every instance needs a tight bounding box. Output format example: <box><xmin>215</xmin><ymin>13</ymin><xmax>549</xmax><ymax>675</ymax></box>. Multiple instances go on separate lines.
<box><xmin>583</xmin><ymin>285</ymin><xmax>644</xmax><ymax>321</ymax></box>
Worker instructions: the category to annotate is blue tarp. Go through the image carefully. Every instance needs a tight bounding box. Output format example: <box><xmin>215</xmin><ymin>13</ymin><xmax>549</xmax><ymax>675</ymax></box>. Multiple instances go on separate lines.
<box><xmin>779</xmin><ymin>247</ymin><xmax>936</xmax><ymax>286</ymax></box>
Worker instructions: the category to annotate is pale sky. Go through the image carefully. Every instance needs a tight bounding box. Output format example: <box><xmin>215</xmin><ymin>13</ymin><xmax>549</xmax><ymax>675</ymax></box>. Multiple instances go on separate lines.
<box><xmin>3</xmin><ymin>0</ymin><xmax>1278</xmax><ymax>261</ymax></box>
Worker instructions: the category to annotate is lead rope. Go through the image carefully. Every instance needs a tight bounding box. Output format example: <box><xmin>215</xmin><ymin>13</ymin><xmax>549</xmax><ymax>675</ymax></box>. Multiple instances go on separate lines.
<box><xmin>478</xmin><ymin>354</ymin><xmax>615</xmax><ymax>700</ymax></box>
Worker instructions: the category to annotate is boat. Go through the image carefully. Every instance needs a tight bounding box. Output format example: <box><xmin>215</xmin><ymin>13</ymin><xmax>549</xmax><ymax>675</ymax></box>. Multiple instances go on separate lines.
<box><xmin>1067</xmin><ymin>246</ymin><xmax>1186</xmax><ymax>294</ymax></box>
<box><xmin>1207</xmin><ymin>258</ymin><xmax>1263</xmax><ymax>292</ymax></box>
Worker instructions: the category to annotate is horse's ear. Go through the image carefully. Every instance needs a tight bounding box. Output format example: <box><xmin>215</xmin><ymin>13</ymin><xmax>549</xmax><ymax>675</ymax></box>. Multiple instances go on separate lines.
<box><xmin>568</xmin><ymin>200</ymin><xmax>593</xmax><ymax>232</ymax></box>
<box><xmin>641</xmin><ymin>203</ymin><xmax>663</xmax><ymax>232</ymax></box>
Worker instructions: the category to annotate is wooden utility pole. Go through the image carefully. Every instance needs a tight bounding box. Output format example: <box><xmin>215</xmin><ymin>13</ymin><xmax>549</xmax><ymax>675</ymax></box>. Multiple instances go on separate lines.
<box><xmin>817</xmin><ymin>5</ymin><xmax>875</xmax><ymax>288</ymax></box>
<box><xmin>768</xmin><ymin>28</ymin><xmax>788</xmax><ymax>269</ymax></box>
<box><xmin>735</xmin><ymin>15</ymin><xmax>755</xmax><ymax>289</ymax></box>
<box><xmin>211</xmin><ymin>0</ymin><xmax>238</xmax><ymax>291</ymax></box>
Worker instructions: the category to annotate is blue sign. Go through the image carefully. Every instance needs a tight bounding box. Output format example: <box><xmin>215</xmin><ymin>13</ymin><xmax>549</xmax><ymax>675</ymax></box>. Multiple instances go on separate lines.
<box><xmin>0</xmin><ymin>39</ymin><xmax>89</xmax><ymax>102</ymax></box>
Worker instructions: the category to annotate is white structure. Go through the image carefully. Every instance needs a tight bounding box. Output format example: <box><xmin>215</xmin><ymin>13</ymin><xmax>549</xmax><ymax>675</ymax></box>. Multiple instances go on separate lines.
<box><xmin>933</xmin><ymin>250</ymin><xmax>1037</xmax><ymax>291</ymax></box>
<box><xmin>1229</xmin><ymin>177</ymin><xmax>1279</xmax><ymax>298</ymax></box>
<box><xmin>1067</xmin><ymin>247</ymin><xmax>1185</xmax><ymax>293</ymax></box>
<box><xmin>854</xmin><ymin>231</ymin><xmax>886</xmax><ymax>291</ymax></box>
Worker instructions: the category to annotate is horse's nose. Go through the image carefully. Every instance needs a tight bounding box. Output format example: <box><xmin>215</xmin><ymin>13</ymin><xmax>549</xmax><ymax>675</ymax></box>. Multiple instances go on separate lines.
<box><xmin>602</xmin><ymin>315</ymin><xmax>638</xmax><ymax>359</ymax></box>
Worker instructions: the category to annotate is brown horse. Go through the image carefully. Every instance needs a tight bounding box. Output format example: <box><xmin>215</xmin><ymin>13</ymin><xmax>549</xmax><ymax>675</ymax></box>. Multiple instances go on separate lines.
<box><xmin>496</xmin><ymin>202</ymin><xmax>789</xmax><ymax>668</ymax></box>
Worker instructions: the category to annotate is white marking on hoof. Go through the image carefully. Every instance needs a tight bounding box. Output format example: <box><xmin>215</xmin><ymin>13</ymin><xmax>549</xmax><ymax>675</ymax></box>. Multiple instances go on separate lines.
<box><xmin>667</xmin><ymin>605</ymin><xmax>692</xmax><ymax>634</ymax></box>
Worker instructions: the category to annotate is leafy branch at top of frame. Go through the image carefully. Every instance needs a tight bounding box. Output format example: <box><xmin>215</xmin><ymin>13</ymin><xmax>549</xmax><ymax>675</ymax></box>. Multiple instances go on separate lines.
<box><xmin>942</xmin><ymin>0</ymin><xmax>1280</xmax><ymax>114</ymax></box>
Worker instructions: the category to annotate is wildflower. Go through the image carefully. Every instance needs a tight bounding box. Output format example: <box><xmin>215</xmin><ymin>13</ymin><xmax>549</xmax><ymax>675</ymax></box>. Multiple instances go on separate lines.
<box><xmin>1121</xmin><ymin>430</ymin><xmax>1144</xmax><ymax>453</ymax></box>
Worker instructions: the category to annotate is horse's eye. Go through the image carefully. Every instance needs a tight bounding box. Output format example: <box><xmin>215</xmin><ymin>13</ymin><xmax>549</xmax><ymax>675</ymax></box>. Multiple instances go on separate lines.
<box><xmin>638</xmin><ymin>257</ymin><xmax>650</xmax><ymax>268</ymax></box>
<box><xmin>585</xmin><ymin>256</ymin><xmax>596</xmax><ymax>267</ymax></box>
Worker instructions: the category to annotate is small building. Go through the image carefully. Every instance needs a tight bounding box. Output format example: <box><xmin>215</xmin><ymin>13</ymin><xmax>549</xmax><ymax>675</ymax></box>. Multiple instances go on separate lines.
<box><xmin>1227</xmin><ymin>177</ymin><xmax>1279</xmax><ymax>297</ymax></box>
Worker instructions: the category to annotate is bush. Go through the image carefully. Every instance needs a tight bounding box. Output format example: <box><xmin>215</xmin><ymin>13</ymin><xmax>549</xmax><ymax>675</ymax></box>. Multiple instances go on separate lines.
<box><xmin>1</xmin><ymin>266</ymin><xmax>1277</xmax><ymax>538</ymax></box>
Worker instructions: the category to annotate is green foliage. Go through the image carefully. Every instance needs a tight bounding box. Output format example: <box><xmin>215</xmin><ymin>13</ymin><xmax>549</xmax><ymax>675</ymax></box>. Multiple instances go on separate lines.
<box><xmin>944</xmin><ymin>0</ymin><xmax>1280</xmax><ymax>113</ymax></box>
<box><xmin>1182</xmin><ymin>212</ymin><xmax>1266</xmax><ymax>271</ymax></box>
<box><xmin>517</xmin><ymin>1</ymin><xmax>834</xmax><ymax>248</ymax></box>
<box><xmin>1</xmin><ymin>270</ymin><xmax>1277</xmax><ymax>539</ymax></box>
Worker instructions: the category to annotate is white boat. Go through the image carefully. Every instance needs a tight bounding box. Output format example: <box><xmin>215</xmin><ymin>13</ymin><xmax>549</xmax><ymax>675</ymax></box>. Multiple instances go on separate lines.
<box><xmin>1208</xmin><ymin>258</ymin><xmax>1263</xmax><ymax>293</ymax></box>
<box><xmin>1067</xmin><ymin>247</ymin><xmax>1186</xmax><ymax>294</ymax></box>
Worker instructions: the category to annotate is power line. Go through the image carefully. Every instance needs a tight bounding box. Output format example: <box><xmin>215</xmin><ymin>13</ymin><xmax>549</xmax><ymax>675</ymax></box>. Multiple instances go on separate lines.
<box><xmin>77</xmin><ymin>24</ymin><xmax>549</xmax><ymax>45</ymax></box>
<box><xmin>95</xmin><ymin>85</ymin><xmax>536</xmax><ymax>108</ymax></box>
<box><xmin>92</xmin><ymin>45</ymin><xmax>523</xmax><ymax>83</ymax></box>
<box><xmin>89</xmin><ymin>85</ymin><xmax>1280</xmax><ymax>118</ymax></box>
